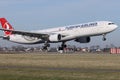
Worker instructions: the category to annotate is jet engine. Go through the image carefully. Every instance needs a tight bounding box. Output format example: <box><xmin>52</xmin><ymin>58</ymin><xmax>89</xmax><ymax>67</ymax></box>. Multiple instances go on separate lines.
<box><xmin>75</xmin><ymin>37</ymin><xmax>90</xmax><ymax>43</ymax></box>
<box><xmin>49</xmin><ymin>34</ymin><xmax>61</xmax><ymax>42</ymax></box>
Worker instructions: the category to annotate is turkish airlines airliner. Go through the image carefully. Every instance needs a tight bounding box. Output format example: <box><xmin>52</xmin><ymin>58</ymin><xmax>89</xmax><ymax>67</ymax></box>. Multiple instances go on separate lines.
<box><xmin>0</xmin><ymin>18</ymin><xmax>118</xmax><ymax>50</ymax></box>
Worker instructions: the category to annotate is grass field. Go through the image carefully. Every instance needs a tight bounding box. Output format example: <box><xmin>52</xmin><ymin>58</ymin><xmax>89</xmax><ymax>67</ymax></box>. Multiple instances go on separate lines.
<box><xmin>0</xmin><ymin>53</ymin><xmax>120</xmax><ymax>80</ymax></box>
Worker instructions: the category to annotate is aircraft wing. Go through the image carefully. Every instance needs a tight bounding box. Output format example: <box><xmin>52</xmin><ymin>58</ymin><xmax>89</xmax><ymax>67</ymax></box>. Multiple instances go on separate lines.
<box><xmin>0</xmin><ymin>29</ymin><xmax>49</xmax><ymax>40</ymax></box>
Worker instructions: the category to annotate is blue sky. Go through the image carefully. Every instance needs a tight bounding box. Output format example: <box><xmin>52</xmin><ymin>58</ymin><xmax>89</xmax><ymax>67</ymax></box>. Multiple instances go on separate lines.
<box><xmin>0</xmin><ymin>0</ymin><xmax>120</xmax><ymax>47</ymax></box>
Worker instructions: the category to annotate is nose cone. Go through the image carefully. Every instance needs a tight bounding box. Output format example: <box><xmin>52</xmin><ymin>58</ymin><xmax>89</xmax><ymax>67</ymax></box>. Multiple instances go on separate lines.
<box><xmin>113</xmin><ymin>24</ymin><xmax>118</xmax><ymax>30</ymax></box>
<box><xmin>108</xmin><ymin>24</ymin><xmax>118</xmax><ymax>32</ymax></box>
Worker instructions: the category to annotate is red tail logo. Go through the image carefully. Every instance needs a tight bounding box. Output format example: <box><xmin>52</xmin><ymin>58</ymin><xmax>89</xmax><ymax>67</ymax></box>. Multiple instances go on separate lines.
<box><xmin>0</xmin><ymin>18</ymin><xmax>14</xmax><ymax>36</ymax></box>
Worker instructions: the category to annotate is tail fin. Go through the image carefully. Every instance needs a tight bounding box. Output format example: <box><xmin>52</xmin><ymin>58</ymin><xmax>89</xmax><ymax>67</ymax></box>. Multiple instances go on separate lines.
<box><xmin>0</xmin><ymin>18</ymin><xmax>14</xmax><ymax>36</ymax></box>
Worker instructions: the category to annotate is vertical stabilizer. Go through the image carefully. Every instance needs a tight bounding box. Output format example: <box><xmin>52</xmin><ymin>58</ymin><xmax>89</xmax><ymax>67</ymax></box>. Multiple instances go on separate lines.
<box><xmin>0</xmin><ymin>18</ymin><xmax>14</xmax><ymax>36</ymax></box>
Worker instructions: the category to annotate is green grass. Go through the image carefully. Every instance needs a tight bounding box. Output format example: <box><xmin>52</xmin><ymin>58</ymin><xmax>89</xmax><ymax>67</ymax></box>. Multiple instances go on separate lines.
<box><xmin>0</xmin><ymin>53</ymin><xmax>119</xmax><ymax>80</ymax></box>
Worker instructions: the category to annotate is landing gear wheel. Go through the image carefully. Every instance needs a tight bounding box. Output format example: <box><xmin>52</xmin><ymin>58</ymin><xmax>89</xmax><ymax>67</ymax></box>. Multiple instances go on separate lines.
<box><xmin>102</xmin><ymin>34</ymin><xmax>106</xmax><ymax>41</ymax></box>
<box><xmin>102</xmin><ymin>37</ymin><xmax>106</xmax><ymax>41</ymax></box>
<box><xmin>43</xmin><ymin>46</ymin><xmax>48</xmax><ymax>50</ymax></box>
<box><xmin>62</xmin><ymin>44</ymin><xmax>66</xmax><ymax>48</ymax></box>
<box><xmin>42</xmin><ymin>42</ymin><xmax>50</xmax><ymax>51</ymax></box>
<box><xmin>61</xmin><ymin>42</ymin><xmax>67</xmax><ymax>50</ymax></box>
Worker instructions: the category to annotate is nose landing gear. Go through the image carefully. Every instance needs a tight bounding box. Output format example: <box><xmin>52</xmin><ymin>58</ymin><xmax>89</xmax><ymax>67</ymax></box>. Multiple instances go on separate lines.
<box><xmin>102</xmin><ymin>34</ymin><xmax>106</xmax><ymax>41</ymax></box>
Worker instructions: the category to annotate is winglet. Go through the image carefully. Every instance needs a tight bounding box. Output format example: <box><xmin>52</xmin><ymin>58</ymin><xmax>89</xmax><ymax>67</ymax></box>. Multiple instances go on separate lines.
<box><xmin>0</xmin><ymin>18</ymin><xmax>14</xmax><ymax>36</ymax></box>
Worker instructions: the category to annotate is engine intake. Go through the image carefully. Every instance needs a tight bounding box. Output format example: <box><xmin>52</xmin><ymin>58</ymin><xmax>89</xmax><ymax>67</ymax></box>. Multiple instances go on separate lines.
<box><xmin>75</xmin><ymin>37</ymin><xmax>90</xmax><ymax>43</ymax></box>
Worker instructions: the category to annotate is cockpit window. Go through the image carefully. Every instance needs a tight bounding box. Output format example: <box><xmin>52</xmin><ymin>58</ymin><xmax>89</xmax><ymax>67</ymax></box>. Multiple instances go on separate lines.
<box><xmin>108</xmin><ymin>23</ymin><xmax>115</xmax><ymax>25</ymax></box>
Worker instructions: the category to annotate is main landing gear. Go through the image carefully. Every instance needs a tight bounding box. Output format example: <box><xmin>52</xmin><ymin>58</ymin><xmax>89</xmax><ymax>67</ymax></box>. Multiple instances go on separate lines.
<box><xmin>58</xmin><ymin>42</ymin><xmax>67</xmax><ymax>51</ymax></box>
<box><xmin>42</xmin><ymin>41</ymin><xmax>67</xmax><ymax>52</ymax></box>
<box><xmin>102</xmin><ymin>34</ymin><xmax>106</xmax><ymax>41</ymax></box>
<box><xmin>42</xmin><ymin>41</ymin><xmax>50</xmax><ymax>51</ymax></box>
<box><xmin>61</xmin><ymin>42</ymin><xmax>67</xmax><ymax>50</ymax></box>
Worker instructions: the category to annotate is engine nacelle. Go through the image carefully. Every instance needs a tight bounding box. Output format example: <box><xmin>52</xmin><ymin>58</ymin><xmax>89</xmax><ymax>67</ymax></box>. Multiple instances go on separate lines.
<box><xmin>49</xmin><ymin>34</ymin><xmax>61</xmax><ymax>42</ymax></box>
<box><xmin>75</xmin><ymin>37</ymin><xmax>90</xmax><ymax>43</ymax></box>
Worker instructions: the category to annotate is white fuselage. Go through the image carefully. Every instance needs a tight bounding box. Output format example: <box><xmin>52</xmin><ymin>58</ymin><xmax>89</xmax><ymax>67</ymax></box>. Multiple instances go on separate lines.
<box><xmin>8</xmin><ymin>21</ymin><xmax>118</xmax><ymax>44</ymax></box>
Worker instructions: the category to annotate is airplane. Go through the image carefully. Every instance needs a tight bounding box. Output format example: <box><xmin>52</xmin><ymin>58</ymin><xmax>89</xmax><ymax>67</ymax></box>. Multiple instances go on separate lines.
<box><xmin>0</xmin><ymin>18</ymin><xmax>118</xmax><ymax>50</ymax></box>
